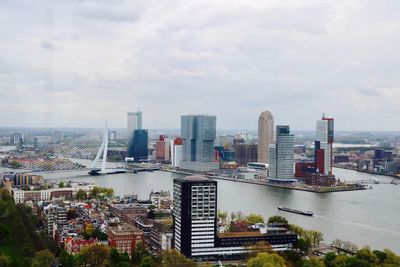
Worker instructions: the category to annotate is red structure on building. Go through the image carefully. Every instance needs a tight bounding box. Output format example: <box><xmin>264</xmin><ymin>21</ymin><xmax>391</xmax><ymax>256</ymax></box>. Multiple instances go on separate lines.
<box><xmin>174</xmin><ymin>137</ymin><xmax>183</xmax><ymax>145</ymax></box>
<box><xmin>108</xmin><ymin>224</ymin><xmax>144</xmax><ymax>255</ymax></box>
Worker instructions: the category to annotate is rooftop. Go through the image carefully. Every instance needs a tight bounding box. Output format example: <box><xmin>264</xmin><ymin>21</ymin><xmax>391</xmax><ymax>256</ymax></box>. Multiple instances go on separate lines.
<box><xmin>183</xmin><ymin>175</ymin><xmax>210</xmax><ymax>181</ymax></box>
<box><xmin>218</xmin><ymin>231</ymin><xmax>264</xmax><ymax>238</ymax></box>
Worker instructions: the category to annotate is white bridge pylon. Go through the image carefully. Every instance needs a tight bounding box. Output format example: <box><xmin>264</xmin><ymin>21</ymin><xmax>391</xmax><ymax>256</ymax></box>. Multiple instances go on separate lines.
<box><xmin>91</xmin><ymin>121</ymin><xmax>109</xmax><ymax>174</ymax></box>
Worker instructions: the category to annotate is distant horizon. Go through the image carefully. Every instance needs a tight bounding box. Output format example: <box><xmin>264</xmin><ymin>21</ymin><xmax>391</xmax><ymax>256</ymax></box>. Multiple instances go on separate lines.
<box><xmin>1</xmin><ymin>126</ymin><xmax>400</xmax><ymax>134</ymax></box>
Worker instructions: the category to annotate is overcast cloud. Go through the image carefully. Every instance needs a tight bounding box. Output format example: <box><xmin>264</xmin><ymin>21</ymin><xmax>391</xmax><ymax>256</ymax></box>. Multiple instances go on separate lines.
<box><xmin>1</xmin><ymin>0</ymin><xmax>399</xmax><ymax>130</ymax></box>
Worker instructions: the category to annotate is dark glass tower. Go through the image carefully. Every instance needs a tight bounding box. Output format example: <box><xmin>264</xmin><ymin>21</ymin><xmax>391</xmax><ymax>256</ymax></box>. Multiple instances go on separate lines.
<box><xmin>128</xmin><ymin>129</ymin><xmax>148</xmax><ymax>162</ymax></box>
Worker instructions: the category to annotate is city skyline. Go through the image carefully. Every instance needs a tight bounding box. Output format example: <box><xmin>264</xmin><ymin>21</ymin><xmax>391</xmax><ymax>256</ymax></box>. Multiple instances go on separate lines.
<box><xmin>1</xmin><ymin>1</ymin><xmax>400</xmax><ymax>131</ymax></box>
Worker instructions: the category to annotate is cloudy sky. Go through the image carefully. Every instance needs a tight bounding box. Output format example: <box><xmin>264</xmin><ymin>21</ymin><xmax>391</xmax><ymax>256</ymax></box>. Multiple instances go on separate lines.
<box><xmin>1</xmin><ymin>0</ymin><xmax>399</xmax><ymax>131</ymax></box>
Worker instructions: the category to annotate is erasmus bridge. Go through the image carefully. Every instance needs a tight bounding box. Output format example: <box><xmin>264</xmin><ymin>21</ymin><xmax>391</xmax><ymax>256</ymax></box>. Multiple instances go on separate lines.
<box><xmin>6</xmin><ymin>122</ymin><xmax>128</xmax><ymax>176</ymax></box>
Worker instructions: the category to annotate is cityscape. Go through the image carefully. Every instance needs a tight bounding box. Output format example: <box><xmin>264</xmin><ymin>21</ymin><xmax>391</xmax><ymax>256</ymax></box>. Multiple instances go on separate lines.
<box><xmin>1</xmin><ymin>1</ymin><xmax>400</xmax><ymax>267</ymax></box>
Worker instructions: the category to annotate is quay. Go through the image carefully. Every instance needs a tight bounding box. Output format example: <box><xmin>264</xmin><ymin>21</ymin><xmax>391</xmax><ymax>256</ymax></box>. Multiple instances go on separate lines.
<box><xmin>162</xmin><ymin>169</ymin><xmax>366</xmax><ymax>193</ymax></box>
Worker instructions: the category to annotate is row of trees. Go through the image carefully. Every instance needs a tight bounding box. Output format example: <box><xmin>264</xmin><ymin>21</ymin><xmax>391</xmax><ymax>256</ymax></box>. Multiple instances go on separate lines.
<box><xmin>247</xmin><ymin>246</ymin><xmax>400</xmax><ymax>267</ymax></box>
<box><xmin>289</xmin><ymin>224</ymin><xmax>324</xmax><ymax>252</ymax></box>
<box><xmin>58</xmin><ymin>244</ymin><xmax>200</xmax><ymax>267</ymax></box>
<box><xmin>75</xmin><ymin>186</ymin><xmax>114</xmax><ymax>200</ymax></box>
<box><xmin>218</xmin><ymin>210</ymin><xmax>267</xmax><ymax>225</ymax></box>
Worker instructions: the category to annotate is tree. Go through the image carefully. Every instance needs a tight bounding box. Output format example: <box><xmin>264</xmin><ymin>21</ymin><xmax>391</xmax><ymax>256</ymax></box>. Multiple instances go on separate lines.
<box><xmin>246</xmin><ymin>214</ymin><xmax>264</xmax><ymax>224</ymax></box>
<box><xmin>0</xmin><ymin>255</ymin><xmax>12</xmax><ymax>267</ymax></box>
<box><xmin>104</xmin><ymin>188</ymin><xmax>114</xmax><ymax>199</ymax></box>
<box><xmin>268</xmin><ymin>216</ymin><xmax>288</xmax><ymax>225</ymax></box>
<box><xmin>231</xmin><ymin>212</ymin><xmax>237</xmax><ymax>221</ymax></box>
<box><xmin>283</xmin><ymin>250</ymin><xmax>302</xmax><ymax>267</ymax></box>
<box><xmin>59</xmin><ymin>182</ymin><xmax>65</xmax><ymax>188</ymax></box>
<box><xmin>140</xmin><ymin>256</ymin><xmax>154</xmax><ymax>267</ymax></box>
<box><xmin>217</xmin><ymin>209</ymin><xmax>228</xmax><ymax>222</ymax></box>
<box><xmin>91</xmin><ymin>187</ymin><xmax>102</xmax><ymax>198</ymax></box>
<box><xmin>333</xmin><ymin>254</ymin><xmax>349</xmax><ymax>267</ymax></box>
<box><xmin>323</xmin><ymin>252</ymin><xmax>337</xmax><ymax>267</ymax></box>
<box><xmin>76</xmin><ymin>189</ymin><xmax>87</xmax><ymax>200</ymax></box>
<box><xmin>383</xmin><ymin>249</ymin><xmax>400</xmax><ymax>265</ymax></box>
<box><xmin>372</xmin><ymin>250</ymin><xmax>386</xmax><ymax>263</ymax></box>
<box><xmin>161</xmin><ymin>250</ymin><xmax>197</xmax><ymax>267</ymax></box>
<box><xmin>31</xmin><ymin>249</ymin><xmax>55</xmax><ymax>267</ymax></box>
<box><xmin>247</xmin><ymin>252</ymin><xmax>286</xmax><ymax>267</ymax></box>
<box><xmin>311</xmin><ymin>231</ymin><xmax>323</xmax><ymax>247</ymax></box>
<box><xmin>60</xmin><ymin>249</ymin><xmax>75</xmax><ymax>267</ymax></box>
<box><xmin>303</xmin><ymin>257</ymin><xmax>324</xmax><ymax>267</ymax></box>
<box><xmin>247</xmin><ymin>241</ymin><xmax>273</xmax><ymax>258</ymax></box>
<box><xmin>355</xmin><ymin>247</ymin><xmax>378</xmax><ymax>264</ymax></box>
<box><xmin>294</xmin><ymin>238</ymin><xmax>309</xmax><ymax>253</ymax></box>
<box><xmin>80</xmin><ymin>244</ymin><xmax>110</xmax><ymax>267</ymax></box>
<box><xmin>131</xmin><ymin>241</ymin><xmax>149</xmax><ymax>266</ymax></box>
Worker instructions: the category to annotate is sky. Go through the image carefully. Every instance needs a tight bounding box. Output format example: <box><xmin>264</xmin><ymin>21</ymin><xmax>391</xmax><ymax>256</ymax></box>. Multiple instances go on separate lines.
<box><xmin>0</xmin><ymin>0</ymin><xmax>400</xmax><ymax>131</ymax></box>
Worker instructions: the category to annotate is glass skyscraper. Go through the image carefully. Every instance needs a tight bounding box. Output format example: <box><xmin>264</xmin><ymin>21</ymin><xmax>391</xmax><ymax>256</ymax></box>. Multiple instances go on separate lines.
<box><xmin>128</xmin><ymin>129</ymin><xmax>148</xmax><ymax>162</ymax></box>
<box><xmin>180</xmin><ymin>115</ymin><xmax>219</xmax><ymax>172</ymax></box>
<box><xmin>268</xmin><ymin>125</ymin><xmax>295</xmax><ymax>181</ymax></box>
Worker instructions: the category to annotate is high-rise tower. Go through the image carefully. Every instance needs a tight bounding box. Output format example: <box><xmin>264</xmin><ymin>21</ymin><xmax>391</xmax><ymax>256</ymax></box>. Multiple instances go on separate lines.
<box><xmin>315</xmin><ymin>116</ymin><xmax>334</xmax><ymax>175</ymax></box>
<box><xmin>173</xmin><ymin>176</ymin><xmax>217</xmax><ymax>258</ymax></box>
<box><xmin>268</xmin><ymin>126</ymin><xmax>294</xmax><ymax>180</ymax></box>
<box><xmin>127</xmin><ymin>111</ymin><xmax>142</xmax><ymax>139</ymax></box>
<box><xmin>257</xmin><ymin>111</ymin><xmax>274</xmax><ymax>163</ymax></box>
<box><xmin>180</xmin><ymin>115</ymin><xmax>219</xmax><ymax>172</ymax></box>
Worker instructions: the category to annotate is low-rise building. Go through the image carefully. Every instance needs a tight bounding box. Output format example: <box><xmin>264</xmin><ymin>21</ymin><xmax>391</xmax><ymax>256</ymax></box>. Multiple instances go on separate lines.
<box><xmin>149</xmin><ymin>190</ymin><xmax>171</xmax><ymax>208</ymax></box>
<box><xmin>108</xmin><ymin>224</ymin><xmax>145</xmax><ymax>255</ymax></box>
<box><xmin>64</xmin><ymin>237</ymin><xmax>98</xmax><ymax>255</ymax></box>
<box><xmin>109</xmin><ymin>204</ymin><xmax>147</xmax><ymax>220</ymax></box>
<box><xmin>149</xmin><ymin>221</ymin><xmax>173</xmax><ymax>254</ymax></box>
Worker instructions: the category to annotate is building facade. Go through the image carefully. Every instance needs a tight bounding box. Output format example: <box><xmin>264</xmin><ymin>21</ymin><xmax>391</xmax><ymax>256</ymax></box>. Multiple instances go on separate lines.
<box><xmin>173</xmin><ymin>176</ymin><xmax>217</xmax><ymax>258</ymax></box>
<box><xmin>173</xmin><ymin>176</ymin><xmax>297</xmax><ymax>260</ymax></box>
<box><xmin>257</xmin><ymin>111</ymin><xmax>274</xmax><ymax>164</ymax></box>
<box><xmin>128</xmin><ymin>129</ymin><xmax>148</xmax><ymax>162</ymax></box>
<box><xmin>180</xmin><ymin>115</ymin><xmax>219</xmax><ymax>171</ymax></box>
<box><xmin>156</xmin><ymin>135</ymin><xmax>170</xmax><ymax>162</ymax></box>
<box><xmin>315</xmin><ymin>116</ymin><xmax>334</xmax><ymax>175</ymax></box>
<box><xmin>235</xmin><ymin>144</ymin><xmax>258</xmax><ymax>166</ymax></box>
<box><xmin>127</xmin><ymin>111</ymin><xmax>143</xmax><ymax>139</ymax></box>
<box><xmin>108</xmin><ymin>224</ymin><xmax>145</xmax><ymax>255</ymax></box>
<box><xmin>170</xmin><ymin>138</ymin><xmax>183</xmax><ymax>168</ymax></box>
<box><xmin>268</xmin><ymin>126</ymin><xmax>295</xmax><ymax>181</ymax></box>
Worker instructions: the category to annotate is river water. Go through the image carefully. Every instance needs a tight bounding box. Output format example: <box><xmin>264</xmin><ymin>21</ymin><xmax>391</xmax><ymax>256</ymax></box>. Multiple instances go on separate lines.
<box><xmin>40</xmin><ymin>167</ymin><xmax>400</xmax><ymax>253</ymax></box>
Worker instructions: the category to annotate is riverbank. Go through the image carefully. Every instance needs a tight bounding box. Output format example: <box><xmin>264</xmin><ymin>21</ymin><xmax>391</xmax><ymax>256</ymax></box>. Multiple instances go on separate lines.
<box><xmin>162</xmin><ymin>169</ymin><xmax>366</xmax><ymax>193</ymax></box>
<box><xmin>334</xmin><ymin>165</ymin><xmax>400</xmax><ymax>179</ymax></box>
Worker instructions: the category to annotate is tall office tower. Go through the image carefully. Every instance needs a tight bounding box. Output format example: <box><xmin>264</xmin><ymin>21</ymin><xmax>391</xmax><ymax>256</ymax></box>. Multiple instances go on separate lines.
<box><xmin>315</xmin><ymin>116</ymin><xmax>334</xmax><ymax>175</ymax></box>
<box><xmin>173</xmin><ymin>176</ymin><xmax>217</xmax><ymax>258</ymax></box>
<box><xmin>170</xmin><ymin>138</ymin><xmax>183</xmax><ymax>168</ymax></box>
<box><xmin>156</xmin><ymin>135</ymin><xmax>170</xmax><ymax>161</ymax></box>
<box><xmin>258</xmin><ymin>111</ymin><xmax>274</xmax><ymax>163</ymax></box>
<box><xmin>268</xmin><ymin>126</ymin><xmax>295</xmax><ymax>180</ymax></box>
<box><xmin>128</xmin><ymin>129</ymin><xmax>148</xmax><ymax>162</ymax></box>
<box><xmin>127</xmin><ymin>111</ymin><xmax>143</xmax><ymax>139</ymax></box>
<box><xmin>52</xmin><ymin>131</ymin><xmax>63</xmax><ymax>144</ymax></box>
<box><xmin>180</xmin><ymin>115</ymin><xmax>219</xmax><ymax>172</ymax></box>
<box><xmin>234</xmin><ymin>144</ymin><xmax>258</xmax><ymax>166</ymax></box>
<box><xmin>12</xmin><ymin>132</ymin><xmax>24</xmax><ymax>145</ymax></box>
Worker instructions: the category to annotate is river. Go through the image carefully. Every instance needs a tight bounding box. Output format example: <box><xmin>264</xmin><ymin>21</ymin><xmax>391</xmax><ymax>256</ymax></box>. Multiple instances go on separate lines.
<box><xmin>39</xmin><ymin>167</ymin><xmax>400</xmax><ymax>253</ymax></box>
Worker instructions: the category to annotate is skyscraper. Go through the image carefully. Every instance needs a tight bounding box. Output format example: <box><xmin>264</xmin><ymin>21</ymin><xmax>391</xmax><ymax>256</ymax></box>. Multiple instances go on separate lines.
<box><xmin>170</xmin><ymin>137</ymin><xmax>183</xmax><ymax>168</ymax></box>
<box><xmin>258</xmin><ymin>111</ymin><xmax>274</xmax><ymax>163</ymax></box>
<box><xmin>315</xmin><ymin>116</ymin><xmax>334</xmax><ymax>175</ymax></box>
<box><xmin>127</xmin><ymin>111</ymin><xmax>143</xmax><ymax>139</ymax></box>
<box><xmin>173</xmin><ymin>176</ymin><xmax>217</xmax><ymax>258</ymax></box>
<box><xmin>180</xmin><ymin>115</ymin><xmax>219</xmax><ymax>171</ymax></box>
<box><xmin>12</xmin><ymin>132</ymin><xmax>24</xmax><ymax>145</ymax></box>
<box><xmin>128</xmin><ymin>129</ymin><xmax>148</xmax><ymax>162</ymax></box>
<box><xmin>268</xmin><ymin>126</ymin><xmax>295</xmax><ymax>181</ymax></box>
